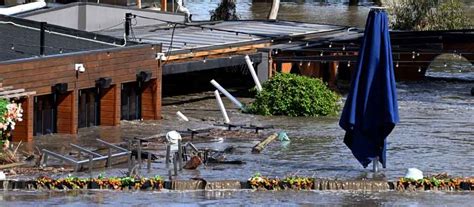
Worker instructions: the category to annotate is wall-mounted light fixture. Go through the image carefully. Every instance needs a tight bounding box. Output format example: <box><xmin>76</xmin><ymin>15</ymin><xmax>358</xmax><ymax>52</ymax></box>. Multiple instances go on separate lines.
<box><xmin>52</xmin><ymin>83</ymin><xmax>68</xmax><ymax>94</ymax></box>
<box><xmin>96</xmin><ymin>77</ymin><xmax>112</xmax><ymax>89</ymax></box>
<box><xmin>136</xmin><ymin>71</ymin><xmax>152</xmax><ymax>83</ymax></box>
<box><xmin>75</xmin><ymin>63</ymin><xmax>85</xmax><ymax>73</ymax></box>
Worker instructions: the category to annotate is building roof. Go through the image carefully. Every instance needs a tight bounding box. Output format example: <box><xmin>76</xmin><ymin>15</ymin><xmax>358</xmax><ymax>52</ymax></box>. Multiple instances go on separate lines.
<box><xmin>0</xmin><ymin>15</ymin><xmax>126</xmax><ymax>62</ymax></box>
<box><xmin>15</xmin><ymin>2</ymin><xmax>185</xmax><ymax>32</ymax></box>
<box><xmin>98</xmin><ymin>20</ymin><xmax>346</xmax><ymax>54</ymax></box>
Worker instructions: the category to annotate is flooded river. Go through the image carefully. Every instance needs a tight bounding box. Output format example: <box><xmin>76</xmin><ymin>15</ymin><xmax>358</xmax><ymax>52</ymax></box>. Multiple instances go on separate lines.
<box><xmin>4</xmin><ymin>63</ymin><xmax>472</xmax><ymax>206</ymax></box>
<box><xmin>2</xmin><ymin>1</ymin><xmax>474</xmax><ymax>206</ymax></box>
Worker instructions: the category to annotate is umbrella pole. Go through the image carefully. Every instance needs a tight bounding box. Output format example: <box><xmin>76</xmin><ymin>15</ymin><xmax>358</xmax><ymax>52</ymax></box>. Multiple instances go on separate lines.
<box><xmin>372</xmin><ymin>156</ymin><xmax>379</xmax><ymax>173</ymax></box>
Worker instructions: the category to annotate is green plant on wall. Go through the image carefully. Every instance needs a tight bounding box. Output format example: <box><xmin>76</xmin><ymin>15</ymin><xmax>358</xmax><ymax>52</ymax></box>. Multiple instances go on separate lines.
<box><xmin>247</xmin><ymin>73</ymin><xmax>340</xmax><ymax>117</ymax></box>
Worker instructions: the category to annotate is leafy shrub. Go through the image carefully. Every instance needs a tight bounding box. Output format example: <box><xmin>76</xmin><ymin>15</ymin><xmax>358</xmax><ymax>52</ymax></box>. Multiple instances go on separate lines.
<box><xmin>209</xmin><ymin>0</ymin><xmax>239</xmax><ymax>21</ymax></box>
<box><xmin>384</xmin><ymin>0</ymin><xmax>472</xmax><ymax>30</ymax></box>
<box><xmin>247</xmin><ymin>73</ymin><xmax>340</xmax><ymax>117</ymax></box>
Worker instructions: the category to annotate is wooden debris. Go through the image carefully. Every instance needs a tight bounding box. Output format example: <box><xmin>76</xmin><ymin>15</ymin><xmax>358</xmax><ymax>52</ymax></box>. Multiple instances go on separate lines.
<box><xmin>0</xmin><ymin>162</ymin><xmax>26</xmax><ymax>170</ymax></box>
<box><xmin>183</xmin><ymin>156</ymin><xmax>202</xmax><ymax>169</ymax></box>
<box><xmin>252</xmin><ymin>133</ymin><xmax>278</xmax><ymax>154</ymax></box>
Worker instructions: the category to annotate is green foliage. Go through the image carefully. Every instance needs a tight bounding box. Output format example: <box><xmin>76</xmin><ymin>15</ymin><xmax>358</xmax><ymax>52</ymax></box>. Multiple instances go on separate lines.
<box><xmin>0</xmin><ymin>98</ymin><xmax>7</xmax><ymax>124</ymax></box>
<box><xmin>209</xmin><ymin>0</ymin><xmax>239</xmax><ymax>21</ymax></box>
<box><xmin>384</xmin><ymin>0</ymin><xmax>472</xmax><ymax>30</ymax></box>
<box><xmin>247</xmin><ymin>73</ymin><xmax>340</xmax><ymax>117</ymax></box>
<box><xmin>424</xmin><ymin>0</ymin><xmax>473</xmax><ymax>30</ymax></box>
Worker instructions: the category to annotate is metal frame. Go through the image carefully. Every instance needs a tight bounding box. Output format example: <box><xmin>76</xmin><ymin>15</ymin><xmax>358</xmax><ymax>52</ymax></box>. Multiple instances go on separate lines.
<box><xmin>41</xmin><ymin>139</ymin><xmax>131</xmax><ymax>172</ymax></box>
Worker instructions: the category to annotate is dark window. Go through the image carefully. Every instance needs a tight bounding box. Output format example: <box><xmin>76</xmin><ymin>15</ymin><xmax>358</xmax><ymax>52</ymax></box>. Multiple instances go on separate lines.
<box><xmin>34</xmin><ymin>94</ymin><xmax>56</xmax><ymax>136</ymax></box>
<box><xmin>78</xmin><ymin>88</ymin><xmax>100</xmax><ymax>128</ymax></box>
<box><xmin>121</xmin><ymin>82</ymin><xmax>141</xmax><ymax>120</ymax></box>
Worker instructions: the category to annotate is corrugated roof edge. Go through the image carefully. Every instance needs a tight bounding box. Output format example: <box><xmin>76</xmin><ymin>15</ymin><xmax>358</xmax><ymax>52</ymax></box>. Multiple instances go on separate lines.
<box><xmin>198</xmin><ymin>19</ymin><xmax>347</xmax><ymax>28</ymax></box>
<box><xmin>14</xmin><ymin>2</ymin><xmax>185</xmax><ymax>17</ymax></box>
<box><xmin>146</xmin><ymin>19</ymin><xmax>347</xmax><ymax>32</ymax></box>
<box><xmin>0</xmin><ymin>43</ymin><xmax>161</xmax><ymax>65</ymax></box>
<box><xmin>165</xmin><ymin>27</ymin><xmax>348</xmax><ymax>55</ymax></box>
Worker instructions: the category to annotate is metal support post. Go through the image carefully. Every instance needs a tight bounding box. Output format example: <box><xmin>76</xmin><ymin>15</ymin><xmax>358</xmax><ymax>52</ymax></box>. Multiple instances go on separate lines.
<box><xmin>178</xmin><ymin>139</ymin><xmax>183</xmax><ymax>170</ymax></box>
<box><xmin>88</xmin><ymin>155</ymin><xmax>93</xmax><ymax>175</ymax></box>
<box><xmin>372</xmin><ymin>156</ymin><xmax>379</xmax><ymax>173</ymax></box>
<box><xmin>173</xmin><ymin>155</ymin><xmax>178</xmax><ymax>176</ymax></box>
<box><xmin>147</xmin><ymin>153</ymin><xmax>151</xmax><ymax>172</ymax></box>
<box><xmin>137</xmin><ymin>140</ymin><xmax>142</xmax><ymax>169</ymax></box>
<box><xmin>107</xmin><ymin>148</ymin><xmax>112</xmax><ymax>168</ymax></box>
<box><xmin>165</xmin><ymin>144</ymin><xmax>171</xmax><ymax>168</ymax></box>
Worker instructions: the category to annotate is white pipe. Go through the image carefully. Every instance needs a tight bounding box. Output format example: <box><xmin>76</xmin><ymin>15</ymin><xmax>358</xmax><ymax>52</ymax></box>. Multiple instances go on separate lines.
<box><xmin>245</xmin><ymin>55</ymin><xmax>263</xmax><ymax>92</ymax></box>
<box><xmin>176</xmin><ymin>0</ymin><xmax>191</xmax><ymax>22</ymax></box>
<box><xmin>210</xmin><ymin>79</ymin><xmax>243</xmax><ymax>109</ymax></box>
<box><xmin>176</xmin><ymin>111</ymin><xmax>189</xmax><ymax>121</ymax></box>
<box><xmin>0</xmin><ymin>1</ymin><xmax>47</xmax><ymax>16</ymax></box>
<box><xmin>214</xmin><ymin>90</ymin><xmax>230</xmax><ymax>124</ymax></box>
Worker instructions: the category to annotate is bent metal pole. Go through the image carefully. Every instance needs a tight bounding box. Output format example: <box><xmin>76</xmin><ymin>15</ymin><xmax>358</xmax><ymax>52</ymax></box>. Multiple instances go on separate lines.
<box><xmin>214</xmin><ymin>90</ymin><xmax>230</xmax><ymax>123</ymax></box>
<box><xmin>210</xmin><ymin>79</ymin><xmax>244</xmax><ymax>109</ymax></box>
<box><xmin>245</xmin><ymin>55</ymin><xmax>262</xmax><ymax>92</ymax></box>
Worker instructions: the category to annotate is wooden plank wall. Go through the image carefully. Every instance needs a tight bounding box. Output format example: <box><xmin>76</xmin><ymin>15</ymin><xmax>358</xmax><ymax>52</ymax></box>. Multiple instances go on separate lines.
<box><xmin>0</xmin><ymin>44</ymin><xmax>161</xmax><ymax>141</ymax></box>
<box><xmin>56</xmin><ymin>91</ymin><xmax>76</xmax><ymax>134</ymax></box>
<box><xmin>100</xmin><ymin>85</ymin><xmax>120</xmax><ymax>126</ymax></box>
<box><xmin>0</xmin><ymin>45</ymin><xmax>160</xmax><ymax>96</ymax></box>
<box><xmin>12</xmin><ymin>97</ymin><xmax>33</xmax><ymax>142</ymax></box>
<box><xmin>141</xmin><ymin>79</ymin><xmax>161</xmax><ymax>120</ymax></box>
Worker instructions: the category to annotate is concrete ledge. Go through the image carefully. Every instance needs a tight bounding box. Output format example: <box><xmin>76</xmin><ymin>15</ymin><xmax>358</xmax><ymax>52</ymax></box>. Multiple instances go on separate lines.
<box><xmin>0</xmin><ymin>179</ymin><xmax>471</xmax><ymax>192</ymax></box>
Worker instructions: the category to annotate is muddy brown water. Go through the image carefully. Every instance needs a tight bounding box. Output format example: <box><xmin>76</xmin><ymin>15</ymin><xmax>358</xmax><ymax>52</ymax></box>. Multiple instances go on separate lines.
<box><xmin>6</xmin><ymin>65</ymin><xmax>473</xmax><ymax>205</ymax></box>
<box><xmin>3</xmin><ymin>1</ymin><xmax>474</xmax><ymax>205</ymax></box>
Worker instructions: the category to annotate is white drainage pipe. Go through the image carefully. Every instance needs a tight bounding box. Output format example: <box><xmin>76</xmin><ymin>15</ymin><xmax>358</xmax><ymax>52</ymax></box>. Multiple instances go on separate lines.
<box><xmin>176</xmin><ymin>0</ymin><xmax>191</xmax><ymax>22</ymax></box>
<box><xmin>176</xmin><ymin>111</ymin><xmax>189</xmax><ymax>121</ymax></box>
<box><xmin>0</xmin><ymin>1</ymin><xmax>47</xmax><ymax>16</ymax></box>
<box><xmin>245</xmin><ymin>55</ymin><xmax>262</xmax><ymax>92</ymax></box>
<box><xmin>214</xmin><ymin>90</ymin><xmax>230</xmax><ymax>124</ymax></box>
<box><xmin>210</xmin><ymin>79</ymin><xmax>243</xmax><ymax>109</ymax></box>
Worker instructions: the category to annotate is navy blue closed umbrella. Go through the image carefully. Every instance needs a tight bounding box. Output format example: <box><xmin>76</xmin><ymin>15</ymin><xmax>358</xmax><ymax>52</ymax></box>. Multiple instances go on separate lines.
<box><xmin>339</xmin><ymin>9</ymin><xmax>399</xmax><ymax>168</ymax></box>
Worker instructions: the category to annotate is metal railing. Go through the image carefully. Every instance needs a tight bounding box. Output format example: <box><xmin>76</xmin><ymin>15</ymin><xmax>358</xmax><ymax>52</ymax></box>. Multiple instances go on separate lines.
<box><xmin>41</xmin><ymin>139</ymin><xmax>131</xmax><ymax>173</ymax></box>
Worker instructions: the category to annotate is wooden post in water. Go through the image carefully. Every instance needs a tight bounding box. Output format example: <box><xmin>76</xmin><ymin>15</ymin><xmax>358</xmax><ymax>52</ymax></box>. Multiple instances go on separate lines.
<box><xmin>161</xmin><ymin>0</ymin><xmax>167</xmax><ymax>11</ymax></box>
<box><xmin>136</xmin><ymin>0</ymin><xmax>142</xmax><ymax>9</ymax></box>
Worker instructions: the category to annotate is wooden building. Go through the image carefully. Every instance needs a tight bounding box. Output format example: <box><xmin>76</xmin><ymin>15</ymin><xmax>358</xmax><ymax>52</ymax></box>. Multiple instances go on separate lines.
<box><xmin>0</xmin><ymin>16</ymin><xmax>162</xmax><ymax>142</ymax></box>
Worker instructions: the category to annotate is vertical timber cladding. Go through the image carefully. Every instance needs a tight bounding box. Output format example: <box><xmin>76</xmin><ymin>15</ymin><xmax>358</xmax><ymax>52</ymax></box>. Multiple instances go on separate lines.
<box><xmin>99</xmin><ymin>85</ymin><xmax>119</xmax><ymax>126</ymax></box>
<box><xmin>0</xmin><ymin>44</ymin><xmax>161</xmax><ymax>141</ymax></box>
<box><xmin>55</xmin><ymin>91</ymin><xmax>76</xmax><ymax>134</ymax></box>
<box><xmin>13</xmin><ymin>97</ymin><xmax>33</xmax><ymax>142</ymax></box>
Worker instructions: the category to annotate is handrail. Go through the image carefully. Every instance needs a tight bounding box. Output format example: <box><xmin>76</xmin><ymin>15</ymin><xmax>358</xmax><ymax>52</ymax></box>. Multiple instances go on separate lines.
<box><xmin>70</xmin><ymin>144</ymin><xmax>103</xmax><ymax>157</ymax></box>
<box><xmin>96</xmin><ymin>139</ymin><xmax>130</xmax><ymax>152</ymax></box>
<box><xmin>42</xmin><ymin>149</ymin><xmax>78</xmax><ymax>164</ymax></box>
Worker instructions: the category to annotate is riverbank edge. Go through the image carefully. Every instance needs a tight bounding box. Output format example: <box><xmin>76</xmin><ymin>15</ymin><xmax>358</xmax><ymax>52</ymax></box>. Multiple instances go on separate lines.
<box><xmin>1</xmin><ymin>179</ymin><xmax>472</xmax><ymax>192</ymax></box>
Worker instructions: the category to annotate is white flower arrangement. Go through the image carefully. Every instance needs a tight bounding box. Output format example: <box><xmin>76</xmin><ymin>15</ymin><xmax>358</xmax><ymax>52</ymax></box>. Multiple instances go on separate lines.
<box><xmin>0</xmin><ymin>100</ymin><xmax>23</xmax><ymax>141</ymax></box>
